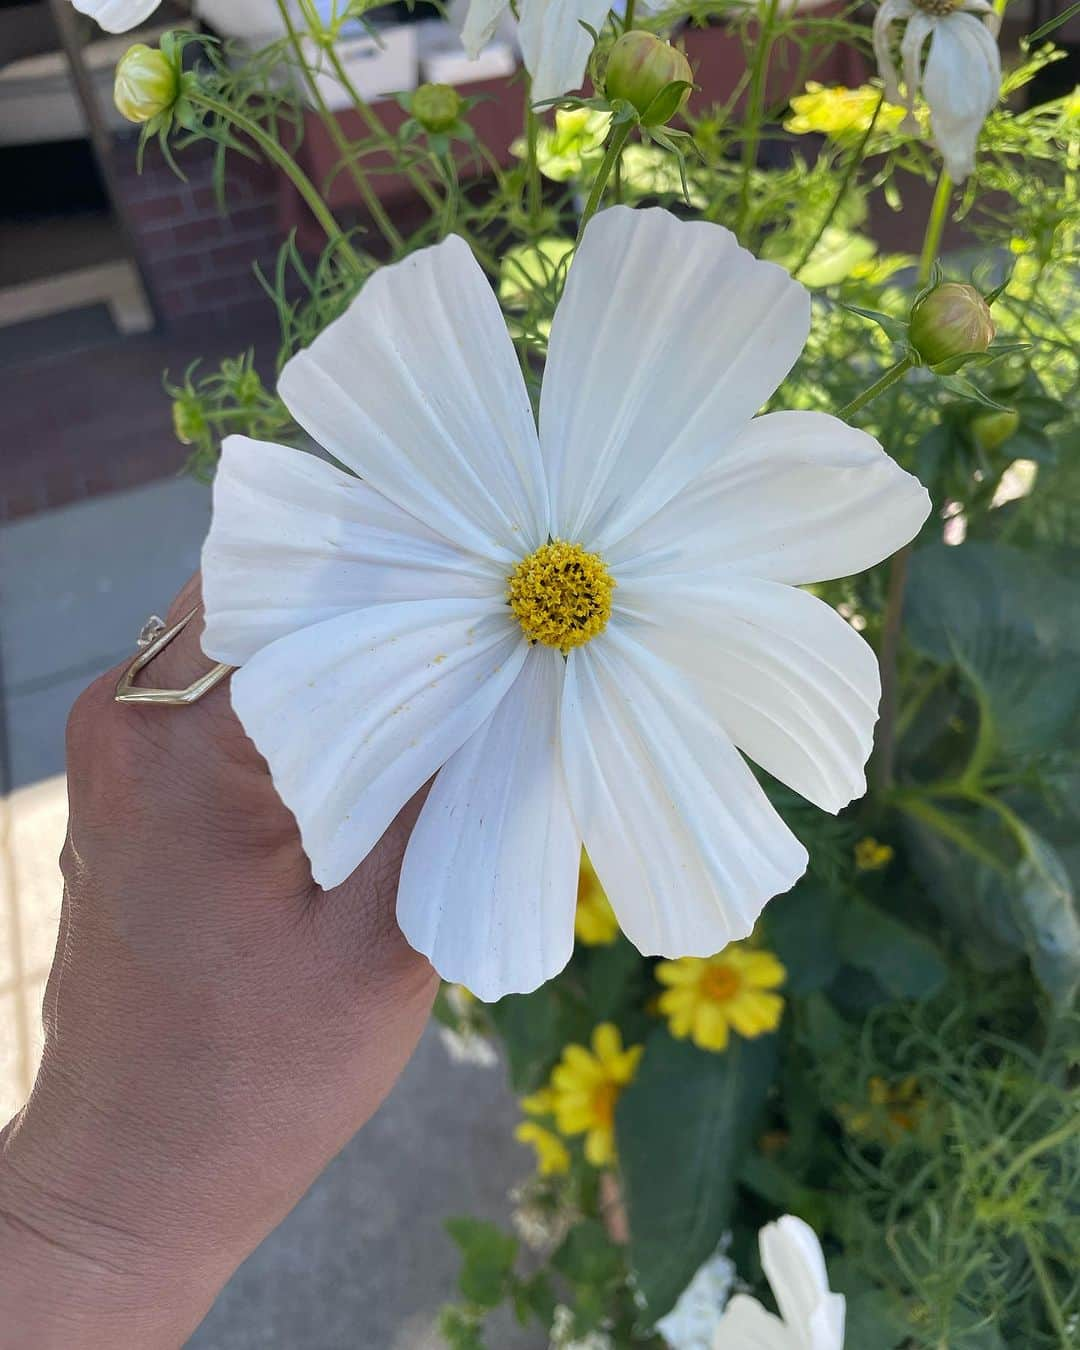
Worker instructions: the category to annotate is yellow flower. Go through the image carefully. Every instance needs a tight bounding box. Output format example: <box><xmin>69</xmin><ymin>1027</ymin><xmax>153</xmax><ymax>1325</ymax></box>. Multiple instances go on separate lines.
<box><xmin>855</xmin><ymin>837</ymin><xmax>894</xmax><ymax>871</ymax></box>
<box><xmin>784</xmin><ymin>82</ymin><xmax>909</xmax><ymax>141</ymax></box>
<box><xmin>547</xmin><ymin>1023</ymin><xmax>644</xmax><ymax>1168</ymax></box>
<box><xmin>840</xmin><ymin>1075</ymin><xmax>926</xmax><ymax>1144</ymax></box>
<box><xmin>574</xmin><ymin>852</ymin><xmax>619</xmax><ymax>946</ymax></box>
<box><xmin>514</xmin><ymin>1121</ymin><xmax>571</xmax><ymax>1176</ymax></box>
<box><xmin>655</xmin><ymin>944</ymin><xmax>786</xmax><ymax>1053</ymax></box>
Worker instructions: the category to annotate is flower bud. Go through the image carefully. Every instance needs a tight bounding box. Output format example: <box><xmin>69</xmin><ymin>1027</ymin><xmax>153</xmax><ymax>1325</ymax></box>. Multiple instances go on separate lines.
<box><xmin>908</xmin><ymin>282</ymin><xmax>995</xmax><ymax>367</ymax></box>
<box><xmin>172</xmin><ymin>396</ymin><xmax>207</xmax><ymax>446</ymax></box>
<box><xmin>114</xmin><ymin>43</ymin><xmax>179</xmax><ymax>123</ymax></box>
<box><xmin>971</xmin><ymin>408</ymin><xmax>1019</xmax><ymax>452</ymax></box>
<box><xmin>604</xmin><ymin>32</ymin><xmax>692</xmax><ymax>127</ymax></box>
<box><xmin>412</xmin><ymin>83</ymin><xmax>463</xmax><ymax>134</ymax></box>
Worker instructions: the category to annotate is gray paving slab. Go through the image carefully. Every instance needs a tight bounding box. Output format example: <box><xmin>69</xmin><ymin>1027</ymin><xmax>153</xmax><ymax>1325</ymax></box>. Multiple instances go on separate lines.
<box><xmin>0</xmin><ymin>475</ymin><xmax>210</xmax><ymax>695</ymax></box>
<box><xmin>188</xmin><ymin>1029</ymin><xmax>544</xmax><ymax>1350</ymax></box>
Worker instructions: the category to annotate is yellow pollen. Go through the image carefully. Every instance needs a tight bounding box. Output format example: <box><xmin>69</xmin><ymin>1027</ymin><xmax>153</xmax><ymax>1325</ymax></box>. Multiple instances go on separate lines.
<box><xmin>702</xmin><ymin>964</ymin><xmax>743</xmax><ymax>1004</ymax></box>
<box><xmin>507</xmin><ymin>539</ymin><xmax>615</xmax><ymax>652</ymax></box>
<box><xmin>912</xmin><ymin>0</ymin><xmax>960</xmax><ymax>13</ymax></box>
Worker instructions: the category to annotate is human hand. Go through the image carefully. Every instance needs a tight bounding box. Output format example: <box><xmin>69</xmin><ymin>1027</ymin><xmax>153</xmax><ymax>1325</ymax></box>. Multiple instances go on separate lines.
<box><xmin>0</xmin><ymin>574</ymin><xmax>438</xmax><ymax>1348</ymax></box>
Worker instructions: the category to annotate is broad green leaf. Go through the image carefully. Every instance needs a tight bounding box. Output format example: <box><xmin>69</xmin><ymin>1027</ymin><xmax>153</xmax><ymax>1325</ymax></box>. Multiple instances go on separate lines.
<box><xmin>616</xmin><ymin>1029</ymin><xmax>778</xmax><ymax>1319</ymax></box>
<box><xmin>445</xmin><ymin>1218</ymin><xmax>518</xmax><ymax>1308</ymax></box>
<box><xmin>762</xmin><ymin>883</ymin><xmax>842</xmax><ymax>995</ymax></box>
<box><xmin>906</xmin><ymin>542</ymin><xmax>1080</xmax><ymax>759</ymax></box>
<box><xmin>551</xmin><ymin>1220</ymin><xmax>623</xmax><ymax>1290</ymax></box>
<box><xmin>837</xmin><ymin>895</ymin><xmax>948</xmax><ymax>1000</ymax></box>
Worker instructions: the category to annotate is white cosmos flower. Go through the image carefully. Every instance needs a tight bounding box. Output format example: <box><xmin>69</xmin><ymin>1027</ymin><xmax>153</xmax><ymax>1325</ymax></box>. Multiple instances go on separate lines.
<box><xmin>70</xmin><ymin>0</ymin><xmax>161</xmax><ymax>31</ymax></box>
<box><xmin>872</xmin><ymin>0</ymin><xmax>1001</xmax><ymax>182</ymax></box>
<box><xmin>712</xmin><ymin>1216</ymin><xmax>845</xmax><ymax>1350</ymax></box>
<box><xmin>201</xmin><ymin>205</ymin><xmax>930</xmax><ymax>1002</ymax></box>
<box><xmin>656</xmin><ymin>1247</ymin><xmax>736</xmax><ymax>1349</ymax></box>
<box><xmin>458</xmin><ymin>0</ymin><xmax>613</xmax><ymax>104</ymax></box>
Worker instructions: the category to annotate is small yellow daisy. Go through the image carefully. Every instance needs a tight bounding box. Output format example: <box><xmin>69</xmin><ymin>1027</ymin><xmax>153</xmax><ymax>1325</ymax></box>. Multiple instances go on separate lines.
<box><xmin>574</xmin><ymin>852</ymin><xmax>620</xmax><ymax>947</ymax></box>
<box><xmin>840</xmin><ymin>1075</ymin><xmax>926</xmax><ymax>1144</ymax></box>
<box><xmin>514</xmin><ymin>1121</ymin><xmax>572</xmax><ymax>1176</ymax></box>
<box><xmin>546</xmin><ymin>1023</ymin><xmax>644</xmax><ymax>1168</ymax></box>
<box><xmin>655</xmin><ymin>944</ymin><xmax>786</xmax><ymax>1053</ymax></box>
<box><xmin>855</xmin><ymin>837</ymin><xmax>894</xmax><ymax>871</ymax></box>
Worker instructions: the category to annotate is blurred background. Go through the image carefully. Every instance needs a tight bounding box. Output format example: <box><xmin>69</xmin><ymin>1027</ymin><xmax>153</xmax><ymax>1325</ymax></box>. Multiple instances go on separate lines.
<box><xmin>0</xmin><ymin>1</ymin><xmax>1076</xmax><ymax>1344</ymax></box>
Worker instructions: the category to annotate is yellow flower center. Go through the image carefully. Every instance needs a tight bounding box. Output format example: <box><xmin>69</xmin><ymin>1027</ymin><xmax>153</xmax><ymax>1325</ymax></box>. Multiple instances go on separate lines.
<box><xmin>591</xmin><ymin>1081</ymin><xmax>619</xmax><ymax>1128</ymax></box>
<box><xmin>507</xmin><ymin>540</ymin><xmax>615</xmax><ymax>652</ymax></box>
<box><xmin>912</xmin><ymin>0</ymin><xmax>960</xmax><ymax>13</ymax></box>
<box><xmin>701</xmin><ymin>963</ymin><xmax>743</xmax><ymax>1004</ymax></box>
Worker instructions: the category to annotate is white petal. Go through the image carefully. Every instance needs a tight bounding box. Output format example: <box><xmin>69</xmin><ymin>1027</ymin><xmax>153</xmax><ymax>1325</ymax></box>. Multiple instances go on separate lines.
<box><xmin>607</xmin><ymin>412</ymin><xmax>931</xmax><ymax>585</ymax></box>
<box><xmin>539</xmin><ymin>207</ymin><xmax>810</xmax><ymax>551</ymax></box>
<box><xmin>518</xmin><ymin>0</ymin><xmax>613</xmax><ymax>103</ymax></box>
<box><xmin>560</xmin><ymin>628</ymin><xmax>807</xmax><ymax>957</ymax></box>
<box><xmin>615</xmin><ymin>575</ymin><xmax>880</xmax><ymax>814</ymax></box>
<box><xmin>459</xmin><ymin>0</ymin><xmax>509</xmax><ymax>57</ymax></box>
<box><xmin>900</xmin><ymin>10</ymin><xmax>935</xmax><ymax>119</ymax></box>
<box><xmin>278</xmin><ymin>235</ymin><xmax>548</xmax><ymax>562</ymax></box>
<box><xmin>760</xmin><ymin>1217</ymin><xmax>845</xmax><ymax>1350</ymax></box>
<box><xmin>398</xmin><ymin>648</ymin><xmax>579</xmax><ymax>1001</ymax></box>
<box><xmin>71</xmin><ymin>0</ymin><xmax>161</xmax><ymax>31</ymax></box>
<box><xmin>923</xmin><ymin>13</ymin><xmax>1001</xmax><ymax>181</ymax></box>
<box><xmin>202</xmin><ymin>436</ymin><xmax>505</xmax><ymax>665</ymax></box>
<box><xmin>872</xmin><ymin>0</ymin><xmax>915</xmax><ymax>104</ymax></box>
<box><xmin>712</xmin><ymin>1295</ymin><xmax>792</xmax><ymax>1350</ymax></box>
<box><xmin>230</xmin><ymin>600</ymin><xmax>527</xmax><ymax>890</ymax></box>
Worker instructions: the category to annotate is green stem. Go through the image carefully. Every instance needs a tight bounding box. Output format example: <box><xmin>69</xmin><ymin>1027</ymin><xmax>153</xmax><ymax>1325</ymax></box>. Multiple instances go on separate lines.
<box><xmin>275</xmin><ymin>0</ymin><xmax>404</xmax><ymax>252</ymax></box>
<box><xmin>918</xmin><ymin>170</ymin><xmax>952</xmax><ymax>284</ymax></box>
<box><xmin>996</xmin><ymin>1116</ymin><xmax>1080</xmax><ymax>1194</ymax></box>
<box><xmin>1023</xmin><ymin>1235</ymin><xmax>1069</xmax><ymax>1343</ymax></box>
<box><xmin>737</xmin><ymin>0</ymin><xmax>780</xmax><ymax>239</ymax></box>
<box><xmin>577</xmin><ymin>122</ymin><xmax>633</xmax><ymax>240</ymax></box>
<box><xmin>837</xmin><ymin>356</ymin><xmax>914</xmax><ymax>419</ymax></box>
<box><xmin>526</xmin><ymin>100</ymin><xmax>542</xmax><ymax>226</ymax></box>
<box><xmin>321</xmin><ymin>40</ymin><xmax>444</xmax><ymax>218</ymax></box>
<box><xmin>189</xmin><ymin>89</ymin><xmax>362</xmax><ymax>273</ymax></box>
<box><xmin>871</xmin><ymin>542</ymin><xmax>911</xmax><ymax>794</ymax></box>
<box><xmin>793</xmin><ymin>93</ymin><xmax>884</xmax><ymax>280</ymax></box>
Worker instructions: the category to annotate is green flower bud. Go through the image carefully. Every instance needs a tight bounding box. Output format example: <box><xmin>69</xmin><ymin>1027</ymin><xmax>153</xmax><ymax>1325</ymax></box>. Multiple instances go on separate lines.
<box><xmin>172</xmin><ymin>396</ymin><xmax>207</xmax><ymax>446</ymax></box>
<box><xmin>412</xmin><ymin>83</ymin><xmax>463</xmax><ymax>134</ymax></box>
<box><xmin>604</xmin><ymin>31</ymin><xmax>692</xmax><ymax>127</ymax></box>
<box><xmin>908</xmin><ymin>282</ymin><xmax>996</xmax><ymax>368</ymax></box>
<box><xmin>114</xmin><ymin>43</ymin><xmax>179</xmax><ymax>124</ymax></box>
<box><xmin>971</xmin><ymin>408</ymin><xmax>1020</xmax><ymax>452</ymax></box>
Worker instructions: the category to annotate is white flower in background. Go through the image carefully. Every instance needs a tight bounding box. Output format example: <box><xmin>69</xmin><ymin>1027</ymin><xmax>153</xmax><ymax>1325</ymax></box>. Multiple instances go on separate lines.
<box><xmin>872</xmin><ymin>0</ymin><xmax>1001</xmax><ymax>181</ymax></box>
<box><xmin>457</xmin><ymin>0</ymin><xmax>613</xmax><ymax>103</ymax></box>
<box><xmin>201</xmin><ymin>205</ymin><xmax>930</xmax><ymax>1002</ymax></box>
<box><xmin>656</xmin><ymin>1247</ymin><xmax>736</xmax><ymax>1349</ymax></box>
<box><xmin>712</xmin><ymin>1215</ymin><xmax>845</xmax><ymax>1350</ymax></box>
<box><xmin>550</xmin><ymin>1304</ymin><xmax>614</xmax><ymax>1350</ymax></box>
<box><xmin>70</xmin><ymin>0</ymin><xmax>161</xmax><ymax>31</ymax></box>
<box><xmin>437</xmin><ymin>1025</ymin><xmax>500</xmax><ymax>1067</ymax></box>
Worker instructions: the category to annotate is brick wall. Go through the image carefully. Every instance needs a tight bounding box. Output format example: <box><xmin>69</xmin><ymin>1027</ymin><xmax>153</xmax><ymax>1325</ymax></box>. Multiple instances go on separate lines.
<box><xmin>112</xmin><ymin>130</ymin><xmax>284</xmax><ymax>330</ymax></box>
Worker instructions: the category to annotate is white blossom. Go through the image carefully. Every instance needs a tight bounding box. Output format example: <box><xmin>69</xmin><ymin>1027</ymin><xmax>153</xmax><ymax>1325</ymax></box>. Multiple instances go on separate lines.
<box><xmin>873</xmin><ymin>0</ymin><xmax>1001</xmax><ymax>181</ymax></box>
<box><xmin>201</xmin><ymin>205</ymin><xmax>930</xmax><ymax>1001</ymax></box>
<box><xmin>712</xmin><ymin>1216</ymin><xmax>845</xmax><ymax>1350</ymax></box>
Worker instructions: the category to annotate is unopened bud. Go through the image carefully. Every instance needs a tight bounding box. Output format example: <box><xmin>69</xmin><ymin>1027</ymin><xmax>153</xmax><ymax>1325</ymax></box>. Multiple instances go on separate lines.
<box><xmin>114</xmin><ymin>43</ymin><xmax>179</xmax><ymax>123</ymax></box>
<box><xmin>604</xmin><ymin>32</ymin><xmax>692</xmax><ymax>127</ymax></box>
<box><xmin>412</xmin><ymin>83</ymin><xmax>463</xmax><ymax>134</ymax></box>
<box><xmin>971</xmin><ymin>408</ymin><xmax>1020</xmax><ymax>452</ymax></box>
<box><xmin>908</xmin><ymin>282</ymin><xmax>995</xmax><ymax>367</ymax></box>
